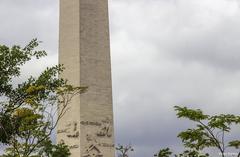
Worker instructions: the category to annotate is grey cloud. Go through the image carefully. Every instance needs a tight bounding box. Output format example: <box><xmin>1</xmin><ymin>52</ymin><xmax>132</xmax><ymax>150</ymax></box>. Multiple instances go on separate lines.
<box><xmin>110</xmin><ymin>0</ymin><xmax>240</xmax><ymax>157</ymax></box>
<box><xmin>0</xmin><ymin>0</ymin><xmax>59</xmax><ymax>54</ymax></box>
<box><xmin>110</xmin><ymin>0</ymin><xmax>240</xmax><ymax>71</ymax></box>
<box><xmin>163</xmin><ymin>17</ymin><xmax>240</xmax><ymax>71</ymax></box>
<box><xmin>1</xmin><ymin>0</ymin><xmax>240</xmax><ymax>157</ymax></box>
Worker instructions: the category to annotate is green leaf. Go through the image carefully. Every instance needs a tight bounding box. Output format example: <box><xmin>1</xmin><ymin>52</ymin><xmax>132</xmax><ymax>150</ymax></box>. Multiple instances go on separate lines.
<box><xmin>228</xmin><ymin>140</ymin><xmax>240</xmax><ymax>149</ymax></box>
<box><xmin>174</xmin><ymin>106</ymin><xmax>209</xmax><ymax>121</ymax></box>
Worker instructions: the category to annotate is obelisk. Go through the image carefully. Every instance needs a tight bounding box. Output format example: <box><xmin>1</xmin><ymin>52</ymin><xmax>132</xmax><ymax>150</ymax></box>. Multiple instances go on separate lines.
<box><xmin>57</xmin><ymin>0</ymin><xmax>115</xmax><ymax>157</ymax></box>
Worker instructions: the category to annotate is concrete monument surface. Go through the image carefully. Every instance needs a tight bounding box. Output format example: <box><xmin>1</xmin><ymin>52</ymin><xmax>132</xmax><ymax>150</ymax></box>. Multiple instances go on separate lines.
<box><xmin>57</xmin><ymin>0</ymin><xmax>115</xmax><ymax>157</ymax></box>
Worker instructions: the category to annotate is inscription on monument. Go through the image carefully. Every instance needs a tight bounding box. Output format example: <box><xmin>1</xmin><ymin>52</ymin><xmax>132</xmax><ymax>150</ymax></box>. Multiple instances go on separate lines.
<box><xmin>80</xmin><ymin>117</ymin><xmax>114</xmax><ymax>153</ymax></box>
<box><xmin>64</xmin><ymin>122</ymin><xmax>79</xmax><ymax>138</ymax></box>
<box><xmin>57</xmin><ymin>121</ymin><xmax>80</xmax><ymax>150</ymax></box>
<box><xmin>96</xmin><ymin>117</ymin><xmax>112</xmax><ymax>137</ymax></box>
<box><xmin>67</xmin><ymin>122</ymin><xmax>79</xmax><ymax>138</ymax></box>
<box><xmin>57</xmin><ymin>128</ymin><xmax>69</xmax><ymax>134</ymax></box>
<box><xmin>81</xmin><ymin>121</ymin><xmax>101</xmax><ymax>126</ymax></box>
<box><xmin>69</xmin><ymin>145</ymin><xmax>80</xmax><ymax>149</ymax></box>
<box><xmin>82</xmin><ymin>144</ymin><xmax>103</xmax><ymax>157</ymax></box>
<box><xmin>98</xmin><ymin>143</ymin><xmax>114</xmax><ymax>148</ymax></box>
<box><xmin>83</xmin><ymin>133</ymin><xmax>103</xmax><ymax>157</ymax></box>
<box><xmin>58</xmin><ymin>121</ymin><xmax>79</xmax><ymax>138</ymax></box>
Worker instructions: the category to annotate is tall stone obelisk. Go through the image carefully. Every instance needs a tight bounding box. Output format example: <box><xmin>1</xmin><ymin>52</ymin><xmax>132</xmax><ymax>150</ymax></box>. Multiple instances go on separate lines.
<box><xmin>57</xmin><ymin>0</ymin><xmax>115</xmax><ymax>157</ymax></box>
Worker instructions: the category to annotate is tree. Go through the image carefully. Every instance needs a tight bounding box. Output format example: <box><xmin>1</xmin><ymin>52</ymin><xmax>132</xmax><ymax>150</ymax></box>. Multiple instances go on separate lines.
<box><xmin>0</xmin><ymin>39</ymin><xmax>86</xmax><ymax>157</ymax></box>
<box><xmin>116</xmin><ymin>144</ymin><xmax>134</xmax><ymax>157</ymax></box>
<box><xmin>157</xmin><ymin>106</ymin><xmax>240</xmax><ymax>157</ymax></box>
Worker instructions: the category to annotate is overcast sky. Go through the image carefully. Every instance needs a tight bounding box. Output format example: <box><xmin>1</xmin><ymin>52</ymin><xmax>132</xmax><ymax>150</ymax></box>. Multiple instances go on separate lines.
<box><xmin>1</xmin><ymin>0</ymin><xmax>240</xmax><ymax>156</ymax></box>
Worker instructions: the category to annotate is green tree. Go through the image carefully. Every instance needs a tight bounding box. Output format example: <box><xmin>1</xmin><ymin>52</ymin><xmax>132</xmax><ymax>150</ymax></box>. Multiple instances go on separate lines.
<box><xmin>157</xmin><ymin>106</ymin><xmax>240</xmax><ymax>157</ymax></box>
<box><xmin>0</xmin><ymin>39</ymin><xmax>86</xmax><ymax>157</ymax></box>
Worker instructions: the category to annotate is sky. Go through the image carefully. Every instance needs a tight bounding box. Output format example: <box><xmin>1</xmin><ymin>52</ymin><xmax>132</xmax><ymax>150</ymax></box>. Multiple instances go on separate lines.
<box><xmin>1</xmin><ymin>0</ymin><xmax>240</xmax><ymax>156</ymax></box>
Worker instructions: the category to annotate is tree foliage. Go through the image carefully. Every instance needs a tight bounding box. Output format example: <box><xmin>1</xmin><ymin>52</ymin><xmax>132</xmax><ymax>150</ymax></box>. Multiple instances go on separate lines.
<box><xmin>157</xmin><ymin>106</ymin><xmax>240</xmax><ymax>157</ymax></box>
<box><xmin>155</xmin><ymin>148</ymin><xmax>172</xmax><ymax>157</ymax></box>
<box><xmin>0</xmin><ymin>39</ymin><xmax>86</xmax><ymax>157</ymax></box>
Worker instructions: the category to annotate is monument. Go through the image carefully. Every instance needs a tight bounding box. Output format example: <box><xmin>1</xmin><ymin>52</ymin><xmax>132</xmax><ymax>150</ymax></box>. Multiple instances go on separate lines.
<box><xmin>57</xmin><ymin>0</ymin><xmax>115</xmax><ymax>157</ymax></box>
